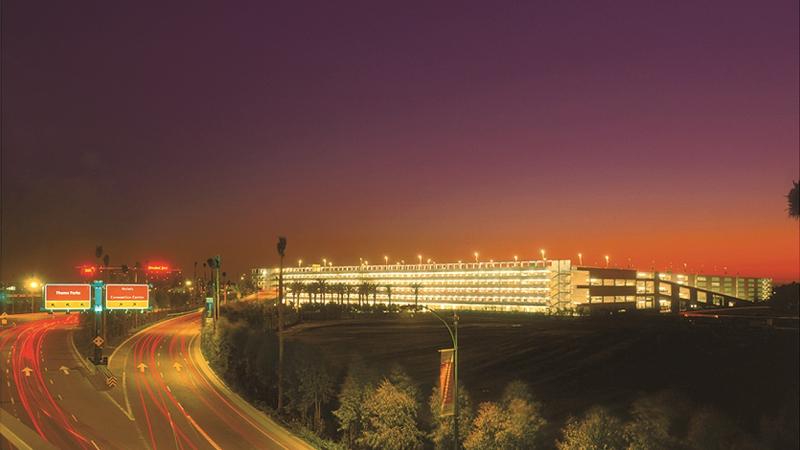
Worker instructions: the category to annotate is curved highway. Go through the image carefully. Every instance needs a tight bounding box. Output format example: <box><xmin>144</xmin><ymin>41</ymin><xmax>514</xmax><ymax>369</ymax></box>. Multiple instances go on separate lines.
<box><xmin>1</xmin><ymin>312</ymin><xmax>311</xmax><ymax>450</ymax></box>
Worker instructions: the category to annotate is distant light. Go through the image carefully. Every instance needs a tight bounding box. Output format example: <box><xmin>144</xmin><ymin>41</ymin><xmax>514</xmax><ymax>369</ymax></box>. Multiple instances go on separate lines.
<box><xmin>146</xmin><ymin>264</ymin><xmax>170</xmax><ymax>273</ymax></box>
<box><xmin>184</xmin><ymin>280</ymin><xmax>193</xmax><ymax>287</ymax></box>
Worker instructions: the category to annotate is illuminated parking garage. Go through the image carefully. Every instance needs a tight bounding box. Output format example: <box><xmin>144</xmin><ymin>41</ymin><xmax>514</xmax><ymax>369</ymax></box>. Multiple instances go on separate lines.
<box><xmin>252</xmin><ymin>259</ymin><xmax>771</xmax><ymax>314</ymax></box>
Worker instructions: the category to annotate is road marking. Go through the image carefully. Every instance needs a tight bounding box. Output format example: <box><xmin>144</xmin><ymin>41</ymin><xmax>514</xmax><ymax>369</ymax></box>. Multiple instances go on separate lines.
<box><xmin>166</xmin><ymin>385</ymin><xmax>171</xmax><ymax>393</ymax></box>
<box><xmin>185</xmin><ymin>414</ymin><xmax>223</xmax><ymax>450</ymax></box>
<box><xmin>9</xmin><ymin>396</ymin><xmax>14</xmax><ymax>405</ymax></box>
<box><xmin>71</xmin><ymin>414</ymin><xmax>78</xmax><ymax>423</ymax></box>
<box><xmin>91</xmin><ymin>440</ymin><xmax>100</xmax><ymax>450</ymax></box>
<box><xmin>57</xmin><ymin>394</ymin><xmax>63</xmax><ymax>401</ymax></box>
<box><xmin>49</xmin><ymin>379</ymin><xmax>53</xmax><ymax>385</ymax></box>
<box><xmin>101</xmin><ymin>392</ymin><xmax>135</xmax><ymax>421</ymax></box>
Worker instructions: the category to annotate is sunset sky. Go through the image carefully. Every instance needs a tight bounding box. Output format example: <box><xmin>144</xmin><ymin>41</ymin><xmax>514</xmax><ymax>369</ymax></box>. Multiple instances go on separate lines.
<box><xmin>2</xmin><ymin>1</ymin><xmax>798</xmax><ymax>283</ymax></box>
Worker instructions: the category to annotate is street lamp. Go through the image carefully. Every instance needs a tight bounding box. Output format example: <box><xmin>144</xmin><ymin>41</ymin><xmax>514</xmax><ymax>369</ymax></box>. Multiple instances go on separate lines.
<box><xmin>605</xmin><ymin>255</ymin><xmax>610</xmax><ymax>268</ymax></box>
<box><xmin>384</xmin><ymin>255</ymin><xmax>389</xmax><ymax>265</ymax></box>
<box><xmin>415</xmin><ymin>305</ymin><xmax>459</xmax><ymax>450</ymax></box>
<box><xmin>473</xmin><ymin>252</ymin><xmax>479</xmax><ymax>263</ymax></box>
<box><xmin>540</xmin><ymin>249</ymin><xmax>546</xmax><ymax>261</ymax></box>
<box><xmin>578</xmin><ymin>252</ymin><xmax>583</xmax><ymax>265</ymax></box>
<box><xmin>298</xmin><ymin>259</ymin><xmax>302</xmax><ymax>268</ymax></box>
<box><xmin>418</xmin><ymin>254</ymin><xmax>423</xmax><ymax>265</ymax></box>
<box><xmin>25</xmin><ymin>277</ymin><xmax>41</xmax><ymax>313</ymax></box>
<box><xmin>322</xmin><ymin>258</ymin><xmax>327</xmax><ymax>267</ymax></box>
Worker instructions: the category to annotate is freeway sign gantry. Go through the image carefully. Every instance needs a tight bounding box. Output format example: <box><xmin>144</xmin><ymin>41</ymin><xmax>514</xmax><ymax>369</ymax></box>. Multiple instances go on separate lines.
<box><xmin>44</xmin><ymin>284</ymin><xmax>92</xmax><ymax>311</ymax></box>
<box><xmin>105</xmin><ymin>284</ymin><xmax>150</xmax><ymax>310</ymax></box>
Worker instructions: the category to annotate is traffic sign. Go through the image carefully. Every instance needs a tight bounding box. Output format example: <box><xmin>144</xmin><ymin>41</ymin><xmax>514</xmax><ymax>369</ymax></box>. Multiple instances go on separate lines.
<box><xmin>105</xmin><ymin>284</ymin><xmax>150</xmax><ymax>310</ymax></box>
<box><xmin>44</xmin><ymin>284</ymin><xmax>92</xmax><ymax>311</ymax></box>
<box><xmin>1</xmin><ymin>312</ymin><xmax>7</xmax><ymax>326</ymax></box>
<box><xmin>93</xmin><ymin>336</ymin><xmax>105</xmax><ymax>347</ymax></box>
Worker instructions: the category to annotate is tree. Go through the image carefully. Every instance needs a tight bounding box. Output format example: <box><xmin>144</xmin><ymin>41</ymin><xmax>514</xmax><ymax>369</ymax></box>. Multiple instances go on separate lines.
<box><xmin>787</xmin><ymin>180</ymin><xmax>799</xmax><ymax>219</ymax></box>
<box><xmin>285</xmin><ymin>345</ymin><xmax>335</xmax><ymax>432</ymax></box>
<box><xmin>385</xmin><ymin>285</ymin><xmax>392</xmax><ymax>307</ymax></box>
<box><xmin>430</xmin><ymin>382</ymin><xmax>473</xmax><ymax>450</ymax></box>
<box><xmin>686</xmin><ymin>406</ymin><xmax>740</xmax><ymax>450</ymax></box>
<box><xmin>289</xmin><ymin>281</ymin><xmax>304</xmax><ymax>304</ymax></box>
<box><xmin>411</xmin><ymin>283</ymin><xmax>422</xmax><ymax>310</ymax></box>
<box><xmin>464</xmin><ymin>402</ymin><xmax>507</xmax><ymax>450</ymax></box>
<box><xmin>557</xmin><ymin>406</ymin><xmax>627</xmax><ymax>450</ymax></box>
<box><xmin>388</xmin><ymin>365</ymin><xmax>420</xmax><ymax>404</ymax></box>
<box><xmin>359</xmin><ymin>379</ymin><xmax>423</xmax><ymax>450</ymax></box>
<box><xmin>464</xmin><ymin>380</ymin><xmax>545</xmax><ymax>450</ymax></box>
<box><xmin>624</xmin><ymin>391</ymin><xmax>691</xmax><ymax>450</ymax></box>
<box><xmin>334</xmin><ymin>358</ymin><xmax>375</xmax><ymax>447</ymax></box>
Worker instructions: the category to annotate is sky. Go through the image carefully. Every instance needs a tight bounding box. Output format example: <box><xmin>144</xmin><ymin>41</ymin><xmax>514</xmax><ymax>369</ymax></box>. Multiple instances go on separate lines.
<box><xmin>2</xmin><ymin>1</ymin><xmax>798</xmax><ymax>283</ymax></box>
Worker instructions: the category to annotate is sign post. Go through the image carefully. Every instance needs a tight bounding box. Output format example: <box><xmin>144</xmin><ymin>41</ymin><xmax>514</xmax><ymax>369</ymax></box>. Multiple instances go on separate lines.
<box><xmin>43</xmin><ymin>284</ymin><xmax>92</xmax><ymax>311</ymax></box>
<box><xmin>105</xmin><ymin>284</ymin><xmax>150</xmax><ymax>310</ymax></box>
<box><xmin>91</xmin><ymin>281</ymin><xmax>106</xmax><ymax>365</ymax></box>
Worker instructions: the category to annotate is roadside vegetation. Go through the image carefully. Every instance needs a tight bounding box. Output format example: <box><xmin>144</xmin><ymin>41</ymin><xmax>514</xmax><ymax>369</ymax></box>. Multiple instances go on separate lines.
<box><xmin>202</xmin><ymin>301</ymin><xmax>799</xmax><ymax>449</ymax></box>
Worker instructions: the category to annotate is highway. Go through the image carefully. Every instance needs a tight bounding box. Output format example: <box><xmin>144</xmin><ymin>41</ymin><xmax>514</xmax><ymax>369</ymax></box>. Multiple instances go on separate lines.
<box><xmin>1</xmin><ymin>312</ymin><xmax>312</xmax><ymax>450</ymax></box>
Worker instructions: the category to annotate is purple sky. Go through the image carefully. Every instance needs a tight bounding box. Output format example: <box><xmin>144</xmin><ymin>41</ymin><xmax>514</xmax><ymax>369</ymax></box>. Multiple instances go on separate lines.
<box><xmin>2</xmin><ymin>1</ymin><xmax>798</xmax><ymax>283</ymax></box>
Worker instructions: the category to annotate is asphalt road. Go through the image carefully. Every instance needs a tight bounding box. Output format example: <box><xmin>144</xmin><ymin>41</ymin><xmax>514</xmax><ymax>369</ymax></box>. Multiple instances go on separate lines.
<box><xmin>1</xmin><ymin>312</ymin><xmax>311</xmax><ymax>450</ymax></box>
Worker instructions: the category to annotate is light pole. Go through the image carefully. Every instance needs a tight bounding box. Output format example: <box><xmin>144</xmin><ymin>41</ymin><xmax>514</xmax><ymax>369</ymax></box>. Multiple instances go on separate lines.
<box><xmin>473</xmin><ymin>252</ymin><xmax>479</xmax><ymax>263</ymax></box>
<box><xmin>578</xmin><ymin>252</ymin><xmax>583</xmax><ymax>266</ymax></box>
<box><xmin>26</xmin><ymin>278</ymin><xmax>41</xmax><ymax>313</ymax></box>
<box><xmin>417</xmin><ymin>305</ymin><xmax>459</xmax><ymax>450</ymax></box>
<box><xmin>605</xmin><ymin>255</ymin><xmax>610</xmax><ymax>268</ymax></box>
<box><xmin>276</xmin><ymin>237</ymin><xmax>287</xmax><ymax>414</ymax></box>
<box><xmin>384</xmin><ymin>255</ymin><xmax>389</xmax><ymax>266</ymax></box>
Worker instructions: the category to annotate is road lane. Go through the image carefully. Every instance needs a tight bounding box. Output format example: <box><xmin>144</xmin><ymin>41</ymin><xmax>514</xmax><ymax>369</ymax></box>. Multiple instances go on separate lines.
<box><xmin>110</xmin><ymin>312</ymin><xmax>312</xmax><ymax>450</ymax></box>
<box><xmin>1</xmin><ymin>314</ymin><xmax>146</xmax><ymax>450</ymax></box>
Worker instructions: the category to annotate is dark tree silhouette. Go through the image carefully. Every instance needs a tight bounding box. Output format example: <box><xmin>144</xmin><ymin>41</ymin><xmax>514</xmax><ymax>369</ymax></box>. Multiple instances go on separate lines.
<box><xmin>788</xmin><ymin>180</ymin><xmax>799</xmax><ymax>219</ymax></box>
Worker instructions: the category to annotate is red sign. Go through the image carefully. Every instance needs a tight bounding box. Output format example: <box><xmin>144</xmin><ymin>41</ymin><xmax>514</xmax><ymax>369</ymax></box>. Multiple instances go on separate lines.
<box><xmin>44</xmin><ymin>284</ymin><xmax>92</xmax><ymax>310</ymax></box>
<box><xmin>105</xmin><ymin>284</ymin><xmax>149</xmax><ymax>309</ymax></box>
<box><xmin>79</xmin><ymin>266</ymin><xmax>97</xmax><ymax>277</ymax></box>
<box><xmin>146</xmin><ymin>264</ymin><xmax>170</xmax><ymax>272</ymax></box>
<box><xmin>438</xmin><ymin>348</ymin><xmax>455</xmax><ymax>416</ymax></box>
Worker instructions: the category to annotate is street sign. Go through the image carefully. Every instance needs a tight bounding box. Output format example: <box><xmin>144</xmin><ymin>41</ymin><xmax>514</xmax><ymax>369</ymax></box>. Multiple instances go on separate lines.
<box><xmin>44</xmin><ymin>284</ymin><xmax>92</xmax><ymax>311</ymax></box>
<box><xmin>1</xmin><ymin>312</ymin><xmax>7</xmax><ymax>326</ymax></box>
<box><xmin>105</xmin><ymin>284</ymin><xmax>150</xmax><ymax>309</ymax></box>
<box><xmin>93</xmin><ymin>336</ymin><xmax>105</xmax><ymax>347</ymax></box>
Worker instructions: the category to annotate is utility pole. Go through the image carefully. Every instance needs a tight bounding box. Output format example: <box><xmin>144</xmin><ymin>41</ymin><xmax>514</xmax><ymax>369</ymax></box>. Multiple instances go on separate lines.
<box><xmin>453</xmin><ymin>311</ymin><xmax>459</xmax><ymax>450</ymax></box>
<box><xmin>276</xmin><ymin>236</ymin><xmax>287</xmax><ymax>413</ymax></box>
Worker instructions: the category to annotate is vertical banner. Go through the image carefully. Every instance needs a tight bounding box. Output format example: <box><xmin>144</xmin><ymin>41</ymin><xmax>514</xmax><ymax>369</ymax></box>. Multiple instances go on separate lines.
<box><xmin>438</xmin><ymin>348</ymin><xmax>455</xmax><ymax>416</ymax></box>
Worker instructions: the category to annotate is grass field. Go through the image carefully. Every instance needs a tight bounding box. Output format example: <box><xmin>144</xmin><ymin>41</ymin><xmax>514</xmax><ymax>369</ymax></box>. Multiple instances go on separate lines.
<box><xmin>287</xmin><ymin>312</ymin><xmax>799</xmax><ymax>440</ymax></box>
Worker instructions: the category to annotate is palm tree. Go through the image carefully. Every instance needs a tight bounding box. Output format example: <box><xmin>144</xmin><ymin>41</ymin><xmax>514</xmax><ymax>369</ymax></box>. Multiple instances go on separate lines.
<box><xmin>370</xmin><ymin>283</ymin><xmax>378</xmax><ymax>306</ymax></box>
<box><xmin>289</xmin><ymin>281</ymin><xmax>304</xmax><ymax>304</ymax></box>
<box><xmin>344</xmin><ymin>284</ymin><xmax>353</xmax><ymax>305</ymax></box>
<box><xmin>788</xmin><ymin>180</ymin><xmax>799</xmax><ymax>219</ymax></box>
<box><xmin>411</xmin><ymin>283</ymin><xmax>422</xmax><ymax>310</ymax></box>
<box><xmin>385</xmin><ymin>285</ymin><xmax>392</xmax><ymax>307</ymax></box>
<box><xmin>317</xmin><ymin>279</ymin><xmax>328</xmax><ymax>304</ymax></box>
<box><xmin>305</xmin><ymin>282</ymin><xmax>315</xmax><ymax>305</ymax></box>
<box><xmin>358</xmin><ymin>282</ymin><xmax>370</xmax><ymax>307</ymax></box>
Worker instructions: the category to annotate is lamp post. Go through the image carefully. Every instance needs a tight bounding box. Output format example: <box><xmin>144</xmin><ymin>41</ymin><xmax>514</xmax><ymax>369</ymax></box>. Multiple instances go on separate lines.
<box><xmin>417</xmin><ymin>305</ymin><xmax>459</xmax><ymax>450</ymax></box>
<box><xmin>578</xmin><ymin>252</ymin><xmax>583</xmax><ymax>266</ymax></box>
<box><xmin>473</xmin><ymin>252</ymin><xmax>479</xmax><ymax>263</ymax></box>
<box><xmin>605</xmin><ymin>255</ymin><xmax>610</xmax><ymax>268</ymax></box>
<box><xmin>26</xmin><ymin>278</ymin><xmax>41</xmax><ymax>313</ymax></box>
<box><xmin>276</xmin><ymin>237</ymin><xmax>287</xmax><ymax>413</ymax></box>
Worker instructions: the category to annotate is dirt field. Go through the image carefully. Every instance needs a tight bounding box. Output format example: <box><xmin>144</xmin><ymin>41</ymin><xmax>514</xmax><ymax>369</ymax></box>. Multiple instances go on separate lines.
<box><xmin>287</xmin><ymin>312</ymin><xmax>799</xmax><ymax>436</ymax></box>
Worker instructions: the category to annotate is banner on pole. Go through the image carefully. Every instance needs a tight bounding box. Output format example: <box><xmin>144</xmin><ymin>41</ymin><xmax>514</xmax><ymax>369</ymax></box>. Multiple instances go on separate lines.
<box><xmin>438</xmin><ymin>348</ymin><xmax>455</xmax><ymax>416</ymax></box>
